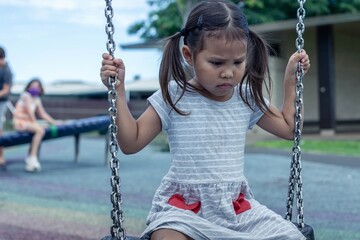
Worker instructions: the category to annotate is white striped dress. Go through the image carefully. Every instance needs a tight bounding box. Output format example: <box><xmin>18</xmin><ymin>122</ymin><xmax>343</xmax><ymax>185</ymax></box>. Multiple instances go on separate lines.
<box><xmin>141</xmin><ymin>82</ymin><xmax>305</xmax><ymax>240</ymax></box>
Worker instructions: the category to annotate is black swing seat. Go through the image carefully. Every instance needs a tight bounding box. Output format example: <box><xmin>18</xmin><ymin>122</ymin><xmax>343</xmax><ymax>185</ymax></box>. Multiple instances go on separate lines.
<box><xmin>296</xmin><ymin>223</ymin><xmax>315</xmax><ymax>240</ymax></box>
<box><xmin>102</xmin><ymin>236</ymin><xmax>140</xmax><ymax>240</ymax></box>
<box><xmin>102</xmin><ymin>223</ymin><xmax>314</xmax><ymax>240</ymax></box>
<box><xmin>102</xmin><ymin>226</ymin><xmax>314</xmax><ymax>240</ymax></box>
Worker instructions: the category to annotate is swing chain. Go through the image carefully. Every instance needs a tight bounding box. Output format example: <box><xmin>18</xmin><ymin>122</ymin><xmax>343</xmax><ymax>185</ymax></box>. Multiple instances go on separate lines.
<box><xmin>105</xmin><ymin>0</ymin><xmax>116</xmax><ymax>57</ymax></box>
<box><xmin>295</xmin><ymin>0</ymin><xmax>306</xmax><ymax>52</ymax></box>
<box><xmin>104</xmin><ymin>0</ymin><xmax>126</xmax><ymax>239</ymax></box>
<box><xmin>285</xmin><ymin>0</ymin><xmax>306</xmax><ymax>228</ymax></box>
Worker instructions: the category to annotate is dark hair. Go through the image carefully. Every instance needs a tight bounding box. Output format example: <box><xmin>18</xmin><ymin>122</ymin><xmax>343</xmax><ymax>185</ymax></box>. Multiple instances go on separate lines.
<box><xmin>0</xmin><ymin>47</ymin><xmax>5</xmax><ymax>59</ymax></box>
<box><xmin>24</xmin><ymin>78</ymin><xmax>45</xmax><ymax>96</ymax></box>
<box><xmin>159</xmin><ymin>0</ymin><xmax>272</xmax><ymax>115</ymax></box>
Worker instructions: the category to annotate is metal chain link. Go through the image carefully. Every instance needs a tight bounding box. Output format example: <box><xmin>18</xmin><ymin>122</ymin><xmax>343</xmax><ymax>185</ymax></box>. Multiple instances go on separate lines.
<box><xmin>285</xmin><ymin>0</ymin><xmax>306</xmax><ymax>228</ymax></box>
<box><xmin>104</xmin><ymin>0</ymin><xmax>126</xmax><ymax>239</ymax></box>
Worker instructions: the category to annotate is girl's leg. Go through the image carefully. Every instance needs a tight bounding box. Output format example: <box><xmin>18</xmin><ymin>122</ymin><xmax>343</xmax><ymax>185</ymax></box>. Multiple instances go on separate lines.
<box><xmin>0</xmin><ymin>130</ymin><xmax>6</xmax><ymax>168</ymax></box>
<box><xmin>23</xmin><ymin>122</ymin><xmax>45</xmax><ymax>172</ymax></box>
<box><xmin>0</xmin><ymin>146</ymin><xmax>5</xmax><ymax>171</ymax></box>
<box><xmin>25</xmin><ymin>122</ymin><xmax>45</xmax><ymax>158</ymax></box>
<box><xmin>151</xmin><ymin>229</ymin><xmax>193</xmax><ymax>240</ymax></box>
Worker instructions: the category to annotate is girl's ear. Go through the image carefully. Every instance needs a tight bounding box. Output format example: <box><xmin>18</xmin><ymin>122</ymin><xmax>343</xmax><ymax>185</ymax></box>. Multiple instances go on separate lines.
<box><xmin>182</xmin><ymin>45</ymin><xmax>193</xmax><ymax>66</ymax></box>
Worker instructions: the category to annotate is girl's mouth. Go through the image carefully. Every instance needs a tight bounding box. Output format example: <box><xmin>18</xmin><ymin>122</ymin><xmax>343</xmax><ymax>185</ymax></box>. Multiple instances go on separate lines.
<box><xmin>217</xmin><ymin>83</ymin><xmax>233</xmax><ymax>90</ymax></box>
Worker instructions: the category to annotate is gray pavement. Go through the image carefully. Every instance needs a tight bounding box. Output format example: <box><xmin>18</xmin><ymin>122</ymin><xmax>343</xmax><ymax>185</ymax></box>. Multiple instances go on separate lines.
<box><xmin>0</xmin><ymin>134</ymin><xmax>359</xmax><ymax>240</ymax></box>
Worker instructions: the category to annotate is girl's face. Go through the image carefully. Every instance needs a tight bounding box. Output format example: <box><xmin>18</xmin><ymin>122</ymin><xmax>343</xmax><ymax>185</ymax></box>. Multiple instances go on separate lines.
<box><xmin>29</xmin><ymin>81</ymin><xmax>41</xmax><ymax>89</ymax></box>
<box><xmin>27</xmin><ymin>81</ymin><xmax>42</xmax><ymax>97</ymax></box>
<box><xmin>183</xmin><ymin>37</ymin><xmax>247</xmax><ymax>102</ymax></box>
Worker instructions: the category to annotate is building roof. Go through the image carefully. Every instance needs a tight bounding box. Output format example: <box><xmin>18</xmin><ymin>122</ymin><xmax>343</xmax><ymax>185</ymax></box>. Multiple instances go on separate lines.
<box><xmin>125</xmin><ymin>78</ymin><xmax>159</xmax><ymax>92</ymax></box>
<box><xmin>120</xmin><ymin>13</ymin><xmax>360</xmax><ymax>49</ymax></box>
<box><xmin>11</xmin><ymin>80</ymin><xmax>108</xmax><ymax>96</ymax></box>
<box><xmin>251</xmin><ymin>12</ymin><xmax>360</xmax><ymax>33</ymax></box>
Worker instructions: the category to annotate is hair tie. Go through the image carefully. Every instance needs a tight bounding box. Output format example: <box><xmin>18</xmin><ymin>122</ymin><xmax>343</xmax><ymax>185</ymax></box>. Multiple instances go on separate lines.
<box><xmin>179</xmin><ymin>28</ymin><xmax>187</xmax><ymax>36</ymax></box>
<box><xmin>197</xmin><ymin>15</ymin><xmax>203</xmax><ymax>31</ymax></box>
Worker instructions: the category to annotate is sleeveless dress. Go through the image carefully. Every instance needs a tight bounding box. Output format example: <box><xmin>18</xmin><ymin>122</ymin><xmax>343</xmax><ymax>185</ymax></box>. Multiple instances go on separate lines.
<box><xmin>13</xmin><ymin>92</ymin><xmax>40</xmax><ymax>130</ymax></box>
<box><xmin>142</xmin><ymin>82</ymin><xmax>305</xmax><ymax>240</ymax></box>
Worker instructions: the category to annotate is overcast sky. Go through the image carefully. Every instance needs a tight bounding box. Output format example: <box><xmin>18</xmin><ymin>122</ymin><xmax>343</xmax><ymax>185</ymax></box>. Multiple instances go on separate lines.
<box><xmin>0</xmin><ymin>0</ymin><xmax>161</xmax><ymax>85</ymax></box>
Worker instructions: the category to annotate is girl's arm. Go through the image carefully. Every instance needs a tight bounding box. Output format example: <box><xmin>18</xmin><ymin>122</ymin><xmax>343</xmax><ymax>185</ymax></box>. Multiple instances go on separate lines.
<box><xmin>23</xmin><ymin>94</ymin><xmax>37</xmax><ymax>122</ymax></box>
<box><xmin>257</xmin><ymin>50</ymin><xmax>310</xmax><ymax>140</ymax></box>
<box><xmin>0</xmin><ymin>83</ymin><xmax>10</xmax><ymax>98</ymax></box>
<box><xmin>100</xmin><ymin>53</ymin><xmax>162</xmax><ymax>154</ymax></box>
<box><xmin>36</xmin><ymin>99</ymin><xmax>57</xmax><ymax>125</ymax></box>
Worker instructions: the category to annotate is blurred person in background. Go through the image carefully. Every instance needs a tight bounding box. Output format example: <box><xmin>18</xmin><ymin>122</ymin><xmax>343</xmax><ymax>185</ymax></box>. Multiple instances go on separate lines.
<box><xmin>0</xmin><ymin>46</ymin><xmax>13</xmax><ymax>171</ymax></box>
<box><xmin>13</xmin><ymin>78</ymin><xmax>61</xmax><ymax>172</ymax></box>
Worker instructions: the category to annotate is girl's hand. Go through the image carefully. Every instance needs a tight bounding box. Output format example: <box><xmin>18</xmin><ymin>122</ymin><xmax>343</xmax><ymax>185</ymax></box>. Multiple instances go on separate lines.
<box><xmin>285</xmin><ymin>50</ymin><xmax>310</xmax><ymax>83</ymax></box>
<box><xmin>54</xmin><ymin>120</ymin><xmax>64</xmax><ymax>125</ymax></box>
<box><xmin>100</xmin><ymin>53</ymin><xmax>126</xmax><ymax>92</ymax></box>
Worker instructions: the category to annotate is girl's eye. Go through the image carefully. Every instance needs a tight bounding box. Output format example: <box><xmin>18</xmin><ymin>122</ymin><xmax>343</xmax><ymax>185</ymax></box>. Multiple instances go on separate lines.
<box><xmin>210</xmin><ymin>61</ymin><xmax>222</xmax><ymax>66</ymax></box>
<box><xmin>234</xmin><ymin>60</ymin><xmax>243</xmax><ymax>65</ymax></box>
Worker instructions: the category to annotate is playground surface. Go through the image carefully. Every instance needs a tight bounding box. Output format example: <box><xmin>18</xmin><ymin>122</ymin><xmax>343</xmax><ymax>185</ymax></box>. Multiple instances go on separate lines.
<box><xmin>0</xmin><ymin>134</ymin><xmax>359</xmax><ymax>240</ymax></box>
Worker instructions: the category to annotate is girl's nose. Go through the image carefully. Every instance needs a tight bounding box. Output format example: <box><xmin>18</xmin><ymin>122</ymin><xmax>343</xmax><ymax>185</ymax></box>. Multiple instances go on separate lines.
<box><xmin>220</xmin><ymin>69</ymin><xmax>233</xmax><ymax>79</ymax></box>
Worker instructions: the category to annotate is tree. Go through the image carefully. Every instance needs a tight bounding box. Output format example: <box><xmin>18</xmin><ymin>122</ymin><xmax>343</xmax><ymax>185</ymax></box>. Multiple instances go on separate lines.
<box><xmin>128</xmin><ymin>0</ymin><xmax>360</xmax><ymax>40</ymax></box>
<box><xmin>128</xmin><ymin>1</ymin><xmax>182</xmax><ymax>39</ymax></box>
<box><xmin>243</xmin><ymin>0</ymin><xmax>360</xmax><ymax>24</ymax></box>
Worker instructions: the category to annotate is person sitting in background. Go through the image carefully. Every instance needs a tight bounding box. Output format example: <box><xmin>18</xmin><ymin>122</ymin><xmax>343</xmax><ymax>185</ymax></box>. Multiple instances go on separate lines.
<box><xmin>0</xmin><ymin>46</ymin><xmax>13</xmax><ymax>171</ymax></box>
<box><xmin>13</xmin><ymin>78</ymin><xmax>60</xmax><ymax>172</ymax></box>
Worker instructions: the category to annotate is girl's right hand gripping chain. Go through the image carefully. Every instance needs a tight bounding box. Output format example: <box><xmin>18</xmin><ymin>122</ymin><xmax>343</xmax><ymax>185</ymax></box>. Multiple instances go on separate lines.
<box><xmin>100</xmin><ymin>53</ymin><xmax>126</xmax><ymax>96</ymax></box>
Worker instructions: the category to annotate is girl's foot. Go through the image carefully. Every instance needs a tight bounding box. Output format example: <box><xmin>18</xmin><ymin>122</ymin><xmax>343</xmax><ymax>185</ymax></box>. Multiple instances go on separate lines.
<box><xmin>25</xmin><ymin>156</ymin><xmax>41</xmax><ymax>172</ymax></box>
<box><xmin>0</xmin><ymin>158</ymin><xmax>6</xmax><ymax>171</ymax></box>
<box><xmin>0</xmin><ymin>163</ymin><xmax>6</xmax><ymax>171</ymax></box>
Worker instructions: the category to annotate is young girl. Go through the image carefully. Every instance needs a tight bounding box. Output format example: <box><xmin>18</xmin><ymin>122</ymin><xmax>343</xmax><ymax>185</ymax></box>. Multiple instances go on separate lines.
<box><xmin>100</xmin><ymin>1</ymin><xmax>310</xmax><ymax>239</ymax></box>
<box><xmin>13</xmin><ymin>78</ymin><xmax>59</xmax><ymax>172</ymax></box>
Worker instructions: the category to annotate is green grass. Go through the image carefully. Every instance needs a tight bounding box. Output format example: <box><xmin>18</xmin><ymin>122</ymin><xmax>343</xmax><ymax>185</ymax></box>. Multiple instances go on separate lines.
<box><xmin>151</xmin><ymin>131</ymin><xmax>360</xmax><ymax>157</ymax></box>
<box><xmin>252</xmin><ymin>139</ymin><xmax>360</xmax><ymax>157</ymax></box>
<box><xmin>152</xmin><ymin>132</ymin><xmax>360</xmax><ymax>157</ymax></box>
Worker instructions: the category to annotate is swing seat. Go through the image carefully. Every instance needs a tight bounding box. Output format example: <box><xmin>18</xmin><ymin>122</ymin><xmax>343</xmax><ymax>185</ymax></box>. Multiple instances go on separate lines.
<box><xmin>101</xmin><ymin>236</ymin><xmax>140</xmax><ymax>240</ymax></box>
<box><xmin>102</xmin><ymin>226</ymin><xmax>314</xmax><ymax>240</ymax></box>
<box><xmin>296</xmin><ymin>223</ymin><xmax>315</xmax><ymax>240</ymax></box>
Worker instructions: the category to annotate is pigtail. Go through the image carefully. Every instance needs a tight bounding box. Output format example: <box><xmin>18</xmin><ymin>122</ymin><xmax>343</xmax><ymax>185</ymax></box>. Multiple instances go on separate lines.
<box><xmin>159</xmin><ymin>32</ymin><xmax>189</xmax><ymax>115</ymax></box>
<box><xmin>241</xmin><ymin>29</ymin><xmax>273</xmax><ymax>115</ymax></box>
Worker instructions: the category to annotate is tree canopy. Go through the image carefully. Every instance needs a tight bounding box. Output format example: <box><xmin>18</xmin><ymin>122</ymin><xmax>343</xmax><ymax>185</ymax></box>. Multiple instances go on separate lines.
<box><xmin>128</xmin><ymin>0</ymin><xmax>360</xmax><ymax>40</ymax></box>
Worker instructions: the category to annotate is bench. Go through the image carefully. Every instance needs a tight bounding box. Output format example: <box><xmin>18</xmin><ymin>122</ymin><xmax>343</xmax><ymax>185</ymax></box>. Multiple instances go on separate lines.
<box><xmin>0</xmin><ymin>115</ymin><xmax>110</xmax><ymax>164</ymax></box>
